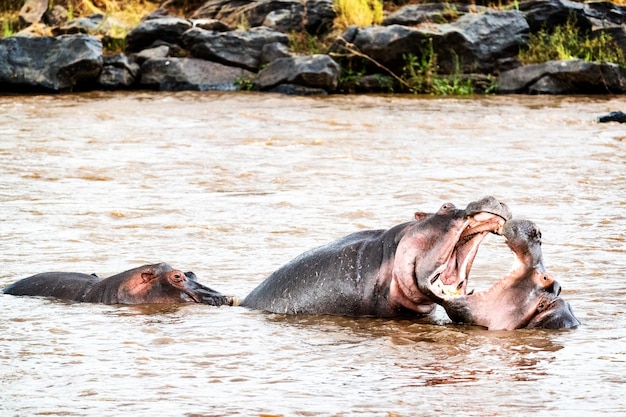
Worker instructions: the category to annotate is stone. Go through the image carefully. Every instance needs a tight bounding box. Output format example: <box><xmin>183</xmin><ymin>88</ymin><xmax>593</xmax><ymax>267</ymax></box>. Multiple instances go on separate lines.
<box><xmin>125</xmin><ymin>16</ymin><xmax>192</xmax><ymax>53</ymax></box>
<box><xmin>519</xmin><ymin>0</ymin><xmax>591</xmax><ymax>33</ymax></box>
<box><xmin>304</xmin><ymin>0</ymin><xmax>335</xmax><ymax>35</ymax></box>
<box><xmin>139</xmin><ymin>57</ymin><xmax>254</xmax><ymax>90</ymax></box>
<box><xmin>498</xmin><ymin>59</ymin><xmax>626</xmax><ymax>94</ymax></box>
<box><xmin>435</xmin><ymin>10</ymin><xmax>529</xmax><ymax>73</ymax></box>
<box><xmin>260</xmin><ymin>42</ymin><xmax>292</xmax><ymax>65</ymax></box>
<box><xmin>189</xmin><ymin>0</ymin><xmax>304</xmax><ymax>31</ymax></box>
<box><xmin>0</xmin><ymin>34</ymin><xmax>103</xmax><ymax>92</ymax></box>
<box><xmin>98</xmin><ymin>54</ymin><xmax>140</xmax><ymax>89</ymax></box>
<box><xmin>182</xmin><ymin>26</ymin><xmax>289</xmax><ymax>71</ymax></box>
<box><xmin>253</xmin><ymin>54</ymin><xmax>340</xmax><ymax>92</ymax></box>
<box><xmin>598</xmin><ymin>111</ymin><xmax>626</xmax><ymax>123</ymax></box>
<box><xmin>383</xmin><ymin>3</ymin><xmax>487</xmax><ymax>26</ymax></box>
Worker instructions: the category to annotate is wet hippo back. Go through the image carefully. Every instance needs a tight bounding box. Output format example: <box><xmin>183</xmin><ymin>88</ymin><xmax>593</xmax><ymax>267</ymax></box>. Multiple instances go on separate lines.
<box><xmin>241</xmin><ymin>226</ymin><xmax>394</xmax><ymax>316</ymax></box>
<box><xmin>241</xmin><ymin>228</ymin><xmax>397</xmax><ymax>316</ymax></box>
<box><xmin>3</xmin><ymin>272</ymin><xmax>100</xmax><ymax>301</ymax></box>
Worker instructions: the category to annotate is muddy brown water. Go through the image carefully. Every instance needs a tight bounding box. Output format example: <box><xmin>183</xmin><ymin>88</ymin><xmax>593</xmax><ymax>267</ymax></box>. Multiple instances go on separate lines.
<box><xmin>1</xmin><ymin>92</ymin><xmax>625</xmax><ymax>416</ymax></box>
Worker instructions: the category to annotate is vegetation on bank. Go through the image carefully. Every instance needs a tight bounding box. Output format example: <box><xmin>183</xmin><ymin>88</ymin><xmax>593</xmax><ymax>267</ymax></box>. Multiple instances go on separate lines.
<box><xmin>2</xmin><ymin>0</ymin><xmax>626</xmax><ymax>95</ymax></box>
<box><xmin>519</xmin><ymin>16</ymin><xmax>626</xmax><ymax>67</ymax></box>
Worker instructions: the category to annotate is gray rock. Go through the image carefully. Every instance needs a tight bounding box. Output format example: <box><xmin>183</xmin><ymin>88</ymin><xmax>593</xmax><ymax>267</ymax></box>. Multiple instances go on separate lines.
<box><xmin>338</xmin><ymin>11</ymin><xmax>528</xmax><ymax>75</ymax></box>
<box><xmin>598</xmin><ymin>111</ymin><xmax>626</xmax><ymax>123</ymax></box>
<box><xmin>260</xmin><ymin>41</ymin><xmax>292</xmax><ymax>65</ymax></box>
<box><xmin>182</xmin><ymin>26</ymin><xmax>289</xmax><ymax>71</ymax></box>
<box><xmin>383</xmin><ymin>3</ymin><xmax>487</xmax><ymax>26</ymax></box>
<box><xmin>253</xmin><ymin>54</ymin><xmax>340</xmax><ymax>92</ymax></box>
<box><xmin>134</xmin><ymin>45</ymin><xmax>171</xmax><ymax>63</ymax></box>
<box><xmin>263</xmin><ymin>8</ymin><xmax>302</xmax><ymax>32</ymax></box>
<box><xmin>98</xmin><ymin>54</ymin><xmax>140</xmax><ymax>89</ymax></box>
<box><xmin>139</xmin><ymin>57</ymin><xmax>254</xmax><ymax>90</ymax></box>
<box><xmin>0</xmin><ymin>34</ymin><xmax>103</xmax><ymax>92</ymax></box>
<box><xmin>304</xmin><ymin>0</ymin><xmax>335</xmax><ymax>35</ymax></box>
<box><xmin>190</xmin><ymin>0</ymin><xmax>304</xmax><ymax>31</ymax></box>
<box><xmin>519</xmin><ymin>0</ymin><xmax>591</xmax><ymax>33</ymax></box>
<box><xmin>583</xmin><ymin>1</ymin><xmax>626</xmax><ymax>28</ymax></box>
<box><xmin>345</xmin><ymin>24</ymin><xmax>429</xmax><ymax>72</ymax></box>
<box><xmin>497</xmin><ymin>59</ymin><xmax>626</xmax><ymax>94</ymax></box>
<box><xmin>52</xmin><ymin>14</ymin><xmax>106</xmax><ymax>36</ymax></box>
<box><xmin>435</xmin><ymin>10</ymin><xmax>529</xmax><ymax>73</ymax></box>
<box><xmin>125</xmin><ymin>17</ymin><xmax>192</xmax><ymax>53</ymax></box>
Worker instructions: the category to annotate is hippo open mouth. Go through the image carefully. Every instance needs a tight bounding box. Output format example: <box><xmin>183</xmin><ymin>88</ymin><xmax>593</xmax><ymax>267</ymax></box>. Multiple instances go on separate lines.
<box><xmin>425</xmin><ymin>208</ymin><xmax>510</xmax><ymax>300</ymax></box>
<box><xmin>422</xmin><ymin>219</ymin><xmax>580</xmax><ymax>330</ymax></box>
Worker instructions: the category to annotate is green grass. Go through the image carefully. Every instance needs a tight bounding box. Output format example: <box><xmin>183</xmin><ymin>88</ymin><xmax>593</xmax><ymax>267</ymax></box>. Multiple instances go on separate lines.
<box><xmin>401</xmin><ymin>41</ymin><xmax>476</xmax><ymax>95</ymax></box>
<box><xmin>519</xmin><ymin>17</ymin><xmax>626</xmax><ymax>66</ymax></box>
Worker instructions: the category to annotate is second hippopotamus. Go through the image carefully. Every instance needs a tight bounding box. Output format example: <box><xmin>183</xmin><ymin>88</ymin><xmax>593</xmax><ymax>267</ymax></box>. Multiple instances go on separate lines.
<box><xmin>3</xmin><ymin>262</ymin><xmax>234</xmax><ymax>306</ymax></box>
<box><xmin>419</xmin><ymin>219</ymin><xmax>580</xmax><ymax>330</ymax></box>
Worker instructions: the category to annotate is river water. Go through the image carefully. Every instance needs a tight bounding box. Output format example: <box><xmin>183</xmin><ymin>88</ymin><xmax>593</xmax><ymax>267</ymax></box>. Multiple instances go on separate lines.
<box><xmin>0</xmin><ymin>91</ymin><xmax>624</xmax><ymax>416</ymax></box>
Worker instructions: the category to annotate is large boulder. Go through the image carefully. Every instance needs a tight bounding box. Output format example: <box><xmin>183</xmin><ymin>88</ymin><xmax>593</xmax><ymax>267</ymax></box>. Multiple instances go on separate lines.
<box><xmin>0</xmin><ymin>34</ymin><xmax>102</xmax><ymax>92</ymax></box>
<box><xmin>519</xmin><ymin>0</ymin><xmax>591</xmax><ymax>33</ymax></box>
<box><xmin>139</xmin><ymin>57</ymin><xmax>254</xmax><ymax>90</ymax></box>
<box><xmin>182</xmin><ymin>26</ymin><xmax>289</xmax><ymax>71</ymax></box>
<box><xmin>125</xmin><ymin>16</ymin><xmax>192</xmax><ymax>53</ymax></box>
<box><xmin>338</xmin><ymin>24</ymin><xmax>430</xmax><ymax>73</ymax></box>
<box><xmin>338</xmin><ymin>11</ymin><xmax>528</xmax><ymax>75</ymax></box>
<box><xmin>497</xmin><ymin>59</ymin><xmax>626</xmax><ymax>94</ymax></box>
<box><xmin>434</xmin><ymin>10</ymin><xmax>529</xmax><ymax>73</ymax></box>
<box><xmin>253</xmin><ymin>54</ymin><xmax>340</xmax><ymax>92</ymax></box>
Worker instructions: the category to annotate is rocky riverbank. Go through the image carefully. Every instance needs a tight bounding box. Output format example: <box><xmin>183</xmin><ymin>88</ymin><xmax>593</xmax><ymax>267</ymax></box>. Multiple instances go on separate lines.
<box><xmin>1</xmin><ymin>0</ymin><xmax>626</xmax><ymax>94</ymax></box>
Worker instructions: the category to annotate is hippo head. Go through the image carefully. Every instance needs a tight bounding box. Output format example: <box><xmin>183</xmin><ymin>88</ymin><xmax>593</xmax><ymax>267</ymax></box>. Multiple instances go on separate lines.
<box><xmin>421</xmin><ymin>219</ymin><xmax>580</xmax><ymax>330</ymax></box>
<box><xmin>100</xmin><ymin>263</ymin><xmax>235</xmax><ymax>306</ymax></box>
<box><xmin>392</xmin><ymin>196</ymin><xmax>511</xmax><ymax>313</ymax></box>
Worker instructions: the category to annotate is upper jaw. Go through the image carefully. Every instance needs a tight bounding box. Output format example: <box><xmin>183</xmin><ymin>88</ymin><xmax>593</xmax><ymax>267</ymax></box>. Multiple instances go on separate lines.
<box><xmin>421</xmin><ymin>211</ymin><xmax>509</xmax><ymax>301</ymax></box>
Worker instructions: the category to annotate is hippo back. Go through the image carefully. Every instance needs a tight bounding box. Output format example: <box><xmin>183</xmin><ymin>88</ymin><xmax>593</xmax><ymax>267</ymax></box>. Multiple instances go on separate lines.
<box><xmin>3</xmin><ymin>272</ymin><xmax>100</xmax><ymax>301</ymax></box>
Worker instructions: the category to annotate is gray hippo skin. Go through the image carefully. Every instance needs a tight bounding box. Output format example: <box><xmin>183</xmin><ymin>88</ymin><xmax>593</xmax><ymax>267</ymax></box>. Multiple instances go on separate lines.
<box><xmin>241</xmin><ymin>196</ymin><xmax>511</xmax><ymax>317</ymax></box>
<box><xmin>3</xmin><ymin>263</ymin><xmax>234</xmax><ymax>306</ymax></box>
<box><xmin>421</xmin><ymin>219</ymin><xmax>580</xmax><ymax>330</ymax></box>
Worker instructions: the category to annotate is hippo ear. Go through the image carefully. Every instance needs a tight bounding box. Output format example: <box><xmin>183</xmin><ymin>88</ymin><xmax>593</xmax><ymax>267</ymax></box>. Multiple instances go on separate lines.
<box><xmin>414</xmin><ymin>212</ymin><xmax>428</xmax><ymax>221</ymax></box>
<box><xmin>141</xmin><ymin>272</ymin><xmax>157</xmax><ymax>283</ymax></box>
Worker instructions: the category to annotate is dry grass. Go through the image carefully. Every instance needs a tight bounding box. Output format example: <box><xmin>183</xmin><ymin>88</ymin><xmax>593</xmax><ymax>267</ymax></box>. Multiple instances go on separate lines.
<box><xmin>69</xmin><ymin>0</ymin><xmax>158</xmax><ymax>28</ymax></box>
<box><xmin>334</xmin><ymin>0</ymin><xmax>383</xmax><ymax>30</ymax></box>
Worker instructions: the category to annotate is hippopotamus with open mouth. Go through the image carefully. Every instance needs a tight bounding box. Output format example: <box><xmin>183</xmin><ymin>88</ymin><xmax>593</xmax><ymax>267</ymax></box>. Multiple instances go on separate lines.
<box><xmin>241</xmin><ymin>196</ymin><xmax>511</xmax><ymax>317</ymax></box>
<box><xmin>419</xmin><ymin>219</ymin><xmax>580</xmax><ymax>330</ymax></box>
<box><xmin>3</xmin><ymin>262</ymin><xmax>234</xmax><ymax>306</ymax></box>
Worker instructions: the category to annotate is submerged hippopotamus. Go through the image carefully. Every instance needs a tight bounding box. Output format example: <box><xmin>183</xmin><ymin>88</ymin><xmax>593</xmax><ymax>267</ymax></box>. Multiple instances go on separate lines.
<box><xmin>419</xmin><ymin>219</ymin><xmax>580</xmax><ymax>330</ymax></box>
<box><xmin>241</xmin><ymin>196</ymin><xmax>511</xmax><ymax>317</ymax></box>
<box><xmin>3</xmin><ymin>262</ymin><xmax>234</xmax><ymax>306</ymax></box>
